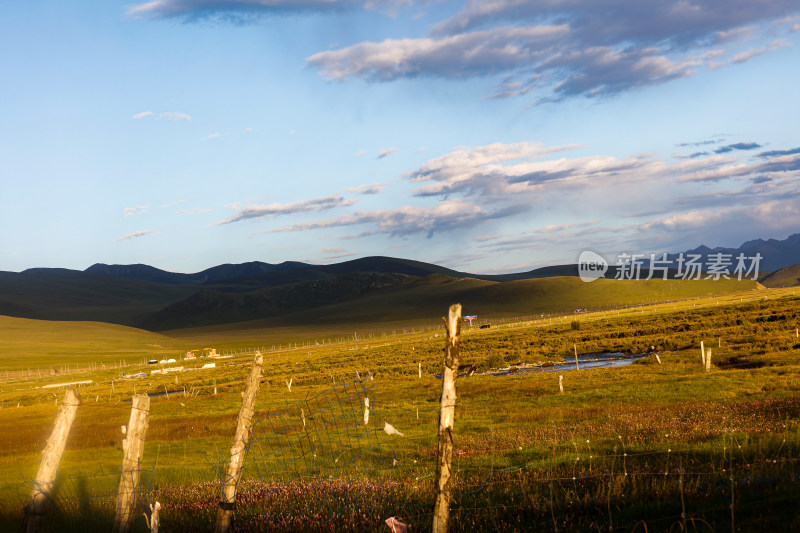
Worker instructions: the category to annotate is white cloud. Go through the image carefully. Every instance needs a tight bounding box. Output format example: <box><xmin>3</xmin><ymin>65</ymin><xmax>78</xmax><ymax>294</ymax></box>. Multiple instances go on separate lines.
<box><xmin>200</xmin><ymin>132</ymin><xmax>229</xmax><ymax>142</ymax></box>
<box><xmin>306</xmin><ymin>0</ymin><xmax>800</xmax><ymax>100</ymax></box>
<box><xmin>640</xmin><ymin>208</ymin><xmax>737</xmax><ymax>233</ymax></box>
<box><xmin>377</xmin><ymin>148</ymin><xmax>398</xmax><ymax>159</ymax></box>
<box><xmin>473</xmin><ymin>233</ymin><xmax>509</xmax><ymax>242</ymax></box>
<box><xmin>114</xmin><ymin>230</ymin><xmax>158</xmax><ymax>242</ymax></box>
<box><xmin>159</xmin><ymin>111</ymin><xmax>191</xmax><ymax>121</ymax></box>
<box><xmin>133</xmin><ymin>111</ymin><xmax>192</xmax><ymax>121</ymax></box>
<box><xmin>346</xmin><ymin>182</ymin><xmax>385</xmax><ymax>195</ymax></box>
<box><xmin>407</xmin><ymin>141</ymin><xmax>604</xmax><ymax>197</ymax></box>
<box><xmin>475</xmin><ymin>222</ymin><xmax>609</xmax><ymax>254</ymax></box>
<box><xmin>708</xmin><ymin>39</ymin><xmax>792</xmax><ymax>69</ymax></box>
<box><xmin>634</xmin><ymin>197</ymin><xmax>800</xmax><ymax>247</ymax></box>
<box><xmin>308</xmin><ymin>25</ymin><xmax>569</xmax><ymax>82</ymax></box>
<box><xmin>123</xmin><ymin>205</ymin><xmax>149</xmax><ymax>217</ymax></box>
<box><xmin>259</xmin><ymin>198</ymin><xmax>528</xmax><ymax>238</ymax></box>
<box><xmin>392</xmin><ymin>140</ymin><xmax>800</xmax><ymax>254</ymax></box>
<box><xmin>732</xmin><ymin>38</ymin><xmax>791</xmax><ymax>64</ymax></box>
<box><xmin>216</xmin><ymin>194</ymin><xmax>357</xmax><ymax>225</ymax></box>
<box><xmin>127</xmin><ymin>0</ymin><xmax>412</xmax><ymax>20</ymax></box>
<box><xmin>407</xmin><ymin>139</ymin><xmax>800</xmax><ymax>201</ymax></box>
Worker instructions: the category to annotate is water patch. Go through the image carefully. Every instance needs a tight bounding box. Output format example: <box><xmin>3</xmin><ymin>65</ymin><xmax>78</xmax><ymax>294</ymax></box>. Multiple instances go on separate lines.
<box><xmin>490</xmin><ymin>352</ymin><xmax>648</xmax><ymax>377</ymax></box>
<box><xmin>122</xmin><ymin>389</ymin><xmax>182</xmax><ymax>401</ymax></box>
<box><xmin>434</xmin><ymin>352</ymin><xmax>650</xmax><ymax>378</ymax></box>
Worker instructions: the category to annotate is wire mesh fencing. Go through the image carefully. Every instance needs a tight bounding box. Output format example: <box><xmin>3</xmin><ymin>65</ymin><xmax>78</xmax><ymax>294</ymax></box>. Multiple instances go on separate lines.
<box><xmin>217</xmin><ymin>379</ymin><xmax>400</xmax><ymax>528</ymax></box>
<box><xmin>1</xmin><ymin>461</ymin><xmax>156</xmax><ymax>532</ymax></box>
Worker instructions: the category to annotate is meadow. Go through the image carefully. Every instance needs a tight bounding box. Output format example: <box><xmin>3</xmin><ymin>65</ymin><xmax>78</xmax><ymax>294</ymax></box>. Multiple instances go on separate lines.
<box><xmin>0</xmin><ymin>284</ymin><xmax>798</xmax><ymax>531</ymax></box>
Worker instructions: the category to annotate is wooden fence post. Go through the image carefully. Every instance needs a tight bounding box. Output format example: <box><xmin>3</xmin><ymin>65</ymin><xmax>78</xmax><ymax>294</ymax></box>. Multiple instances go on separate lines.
<box><xmin>215</xmin><ymin>352</ymin><xmax>264</xmax><ymax>533</ymax></box>
<box><xmin>433</xmin><ymin>304</ymin><xmax>461</xmax><ymax>533</ymax></box>
<box><xmin>113</xmin><ymin>394</ymin><xmax>151</xmax><ymax>533</ymax></box>
<box><xmin>23</xmin><ymin>388</ymin><xmax>81</xmax><ymax>533</ymax></box>
<box><xmin>574</xmin><ymin>343</ymin><xmax>579</xmax><ymax>370</ymax></box>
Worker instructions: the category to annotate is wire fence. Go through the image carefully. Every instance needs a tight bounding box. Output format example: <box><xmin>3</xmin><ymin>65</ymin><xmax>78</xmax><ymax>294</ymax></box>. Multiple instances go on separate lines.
<box><xmin>242</xmin><ymin>380</ymin><xmax>395</xmax><ymax>483</ymax></box>
<box><xmin>2</xmin><ymin>292</ymin><xmax>799</xmax><ymax>531</ymax></box>
<box><xmin>2</xmin><ymin>379</ymin><xmax>799</xmax><ymax>532</ymax></box>
<box><xmin>1</xmin><ymin>462</ymin><xmax>155</xmax><ymax>532</ymax></box>
<box><xmin>4</xmin><ymin>286</ymin><xmax>783</xmax><ymax>385</ymax></box>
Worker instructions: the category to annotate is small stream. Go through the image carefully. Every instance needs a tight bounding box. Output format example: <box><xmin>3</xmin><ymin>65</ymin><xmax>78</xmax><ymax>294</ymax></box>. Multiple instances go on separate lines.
<box><xmin>122</xmin><ymin>389</ymin><xmax>185</xmax><ymax>401</ymax></box>
<box><xmin>435</xmin><ymin>351</ymin><xmax>649</xmax><ymax>379</ymax></box>
<box><xmin>489</xmin><ymin>351</ymin><xmax>647</xmax><ymax>377</ymax></box>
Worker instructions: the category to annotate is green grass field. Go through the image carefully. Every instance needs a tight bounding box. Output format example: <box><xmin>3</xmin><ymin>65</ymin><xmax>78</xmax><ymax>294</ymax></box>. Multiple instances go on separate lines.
<box><xmin>761</xmin><ymin>264</ymin><xmax>800</xmax><ymax>288</ymax></box>
<box><xmin>0</xmin><ymin>284</ymin><xmax>798</xmax><ymax>531</ymax></box>
<box><xmin>0</xmin><ymin>316</ymin><xmax>185</xmax><ymax>371</ymax></box>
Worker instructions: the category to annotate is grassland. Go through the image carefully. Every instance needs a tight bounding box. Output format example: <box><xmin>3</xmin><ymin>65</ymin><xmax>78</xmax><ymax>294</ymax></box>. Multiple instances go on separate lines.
<box><xmin>761</xmin><ymin>264</ymin><xmax>800</xmax><ymax>288</ymax></box>
<box><xmin>0</xmin><ymin>316</ymin><xmax>186</xmax><ymax>371</ymax></box>
<box><xmin>1</xmin><ymin>265</ymin><xmax>763</xmax><ymax>332</ymax></box>
<box><xmin>0</xmin><ymin>285</ymin><xmax>798</xmax><ymax>531</ymax></box>
<box><xmin>184</xmin><ymin>275</ymin><xmax>759</xmax><ymax>329</ymax></box>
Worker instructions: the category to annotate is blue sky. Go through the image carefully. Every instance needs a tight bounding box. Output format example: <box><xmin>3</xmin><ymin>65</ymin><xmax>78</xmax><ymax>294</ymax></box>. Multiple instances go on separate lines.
<box><xmin>1</xmin><ymin>0</ymin><xmax>799</xmax><ymax>274</ymax></box>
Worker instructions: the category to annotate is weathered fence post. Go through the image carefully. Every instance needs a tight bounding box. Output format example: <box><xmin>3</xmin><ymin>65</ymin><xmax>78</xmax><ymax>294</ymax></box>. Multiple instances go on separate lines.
<box><xmin>705</xmin><ymin>349</ymin><xmax>712</xmax><ymax>372</ymax></box>
<box><xmin>23</xmin><ymin>388</ymin><xmax>81</xmax><ymax>533</ymax></box>
<box><xmin>559</xmin><ymin>375</ymin><xmax>564</xmax><ymax>394</ymax></box>
<box><xmin>700</xmin><ymin>340</ymin><xmax>706</xmax><ymax>367</ymax></box>
<box><xmin>574</xmin><ymin>343</ymin><xmax>579</xmax><ymax>370</ymax></box>
<box><xmin>113</xmin><ymin>394</ymin><xmax>151</xmax><ymax>533</ymax></box>
<box><xmin>143</xmin><ymin>501</ymin><xmax>160</xmax><ymax>533</ymax></box>
<box><xmin>215</xmin><ymin>352</ymin><xmax>264</xmax><ymax>533</ymax></box>
<box><xmin>433</xmin><ymin>304</ymin><xmax>461</xmax><ymax>533</ymax></box>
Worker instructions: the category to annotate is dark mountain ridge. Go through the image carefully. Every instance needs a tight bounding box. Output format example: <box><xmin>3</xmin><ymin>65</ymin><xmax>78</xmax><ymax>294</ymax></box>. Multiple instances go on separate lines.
<box><xmin>682</xmin><ymin>233</ymin><xmax>800</xmax><ymax>272</ymax></box>
<box><xmin>83</xmin><ymin>260</ymin><xmax>314</xmax><ymax>285</ymax></box>
<box><xmin>2</xmin><ymin>233</ymin><xmax>798</xmax><ymax>331</ymax></box>
<box><xmin>137</xmin><ymin>272</ymin><xmax>414</xmax><ymax>330</ymax></box>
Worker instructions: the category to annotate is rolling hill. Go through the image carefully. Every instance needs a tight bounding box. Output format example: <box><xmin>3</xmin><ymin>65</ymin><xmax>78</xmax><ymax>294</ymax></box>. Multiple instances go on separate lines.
<box><xmin>152</xmin><ymin>274</ymin><xmax>759</xmax><ymax>331</ymax></box>
<box><xmin>279</xmin><ymin>275</ymin><xmax>759</xmax><ymax>326</ymax></box>
<box><xmin>759</xmin><ymin>264</ymin><xmax>800</xmax><ymax>288</ymax></box>
<box><xmin>0</xmin><ymin>315</ymin><xmax>183</xmax><ymax>368</ymax></box>
<box><xmin>0</xmin><ymin>251</ymin><xmax>783</xmax><ymax>332</ymax></box>
<box><xmin>137</xmin><ymin>272</ymin><xmax>414</xmax><ymax>330</ymax></box>
<box><xmin>0</xmin><ymin>269</ymin><xmax>196</xmax><ymax>325</ymax></box>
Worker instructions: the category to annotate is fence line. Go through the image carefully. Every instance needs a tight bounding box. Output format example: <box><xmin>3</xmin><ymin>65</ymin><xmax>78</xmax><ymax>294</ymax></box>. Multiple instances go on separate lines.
<box><xmin>4</xmin><ymin>285</ymin><xmax>785</xmax><ymax>385</ymax></box>
<box><xmin>2</xmin><ymin>295</ymin><xmax>799</xmax><ymax>531</ymax></box>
